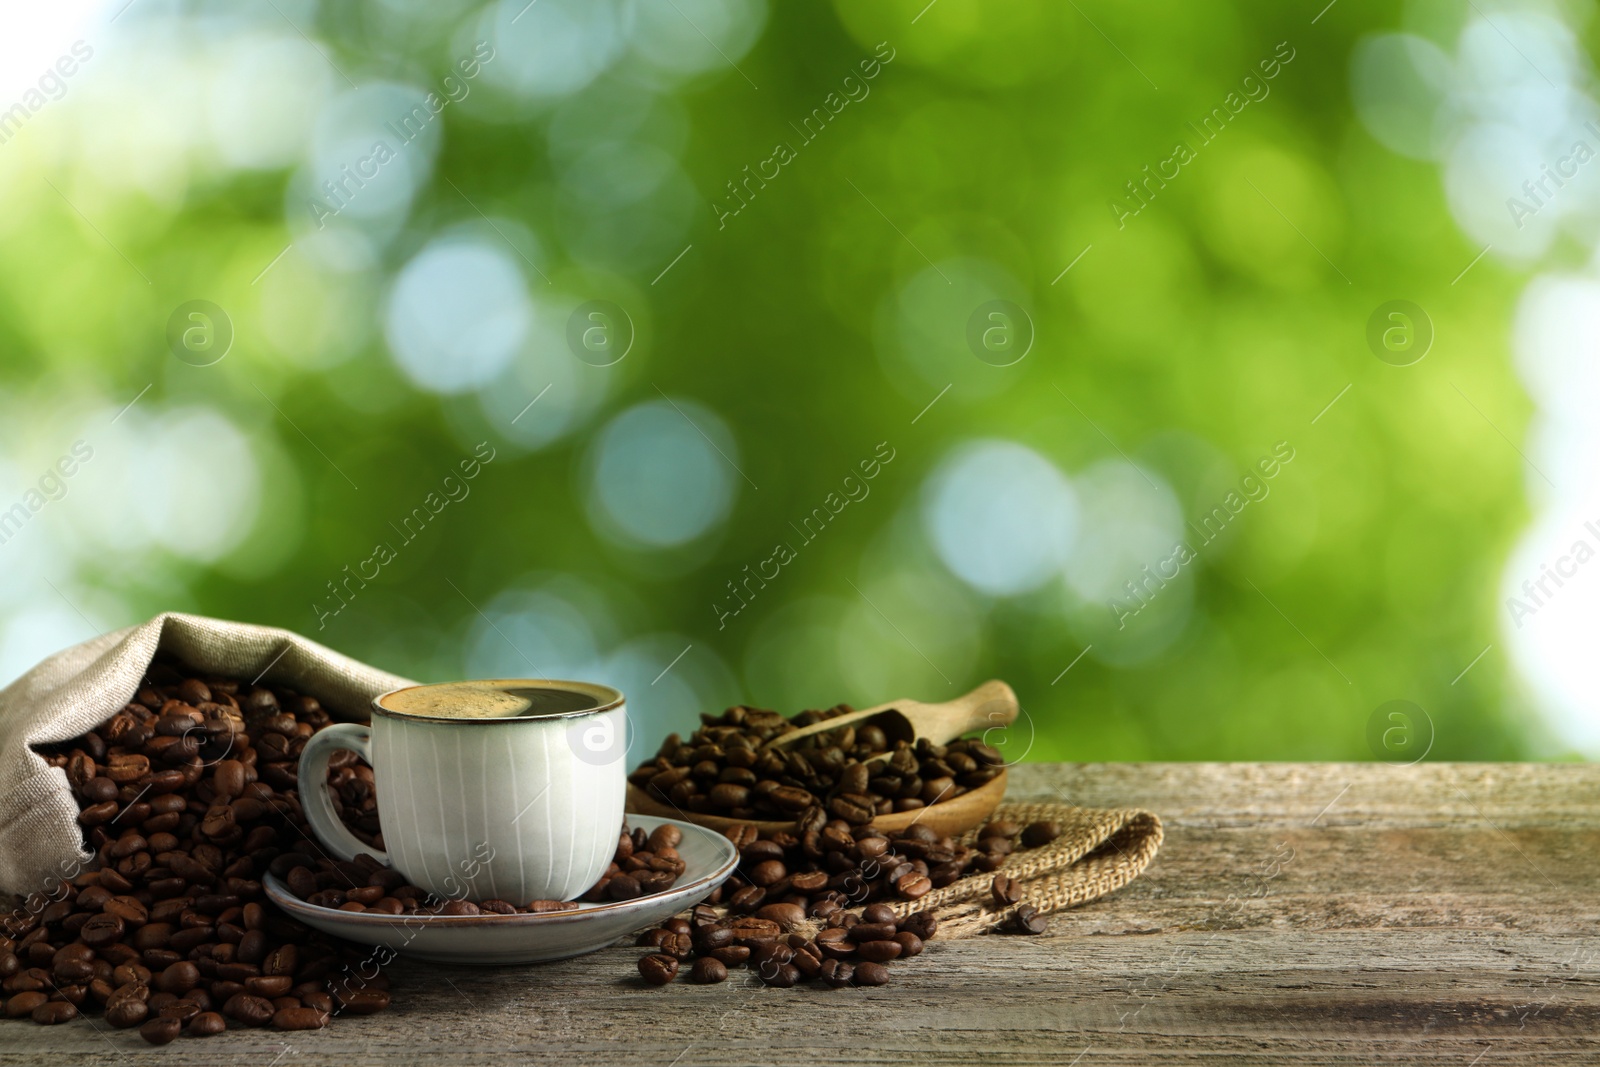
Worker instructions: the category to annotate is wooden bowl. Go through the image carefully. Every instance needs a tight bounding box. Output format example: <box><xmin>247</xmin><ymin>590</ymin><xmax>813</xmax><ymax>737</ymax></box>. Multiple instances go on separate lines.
<box><xmin>625</xmin><ymin>768</ymin><xmax>1008</xmax><ymax>839</ymax></box>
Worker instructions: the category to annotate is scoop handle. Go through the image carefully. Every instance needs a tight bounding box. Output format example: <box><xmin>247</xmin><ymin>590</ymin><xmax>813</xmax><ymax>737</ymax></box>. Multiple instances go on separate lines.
<box><xmin>924</xmin><ymin>679</ymin><xmax>1018</xmax><ymax>744</ymax></box>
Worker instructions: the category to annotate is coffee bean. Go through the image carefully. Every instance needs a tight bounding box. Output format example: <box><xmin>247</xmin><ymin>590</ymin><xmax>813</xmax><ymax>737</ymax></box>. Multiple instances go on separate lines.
<box><xmin>30</xmin><ymin>1000</ymin><xmax>78</xmax><ymax>1025</ymax></box>
<box><xmin>729</xmin><ymin>917</ymin><xmax>782</xmax><ymax>942</ymax></box>
<box><xmin>659</xmin><ymin>932</ymin><xmax>693</xmax><ymax>961</ymax></box>
<box><xmin>1020</xmin><ymin>821</ymin><xmax>1061</xmax><ymax>848</ymax></box>
<box><xmin>273</xmin><ymin>1007</ymin><xmax>328</xmax><ymax>1030</ymax></box>
<box><xmin>689</xmin><ymin>958</ymin><xmax>727</xmax><ymax>984</ymax></box>
<box><xmin>223</xmin><ymin>993</ymin><xmax>275</xmax><ymax>1026</ymax></box>
<box><xmin>692</xmin><ymin>925</ymin><xmax>735</xmax><ymax>952</ymax></box>
<box><xmin>188</xmin><ymin>1011</ymin><xmax>226</xmax><ymax>1036</ymax></box>
<box><xmin>747</xmin><ymin>860</ymin><xmax>786</xmax><ymax>887</ymax></box>
<box><xmin>896</xmin><ymin>872</ymin><xmax>932</xmax><ymax>899</ymax></box>
<box><xmin>637</xmin><ymin>954</ymin><xmax>678</xmax><ymax>986</ymax></box>
<box><xmin>246</xmin><ymin>976</ymin><xmax>293</xmax><ymax>998</ymax></box>
<box><xmin>139</xmin><ymin>1016</ymin><xmax>182</xmax><ymax>1045</ymax></box>
<box><xmin>760</xmin><ymin>962</ymin><xmax>799</xmax><ymax>988</ymax></box>
<box><xmin>79</xmin><ymin>912</ymin><xmax>125</xmax><ymax>948</ymax></box>
<box><xmin>648</xmin><ymin>825</ymin><xmax>682</xmax><ymax>852</ymax></box>
<box><xmin>103</xmin><ymin>896</ymin><xmax>149</xmax><ymax>925</ymax></box>
<box><xmin>1010</xmin><ymin>903</ymin><xmax>1048</xmax><ymax>935</ymax></box>
<box><xmin>4</xmin><ymin>993</ymin><xmax>46</xmax><ymax>1018</ymax></box>
<box><xmin>105</xmin><ymin>997</ymin><xmax>148</xmax><ymax>1028</ymax></box>
<box><xmin>899</xmin><ymin>909</ymin><xmax>938</xmax><ymax>940</ymax></box>
<box><xmin>791</xmin><ymin>941</ymin><xmax>823</xmax><ymax>978</ymax></box>
<box><xmin>636</xmin><ymin>928</ymin><xmax>671</xmax><ymax>948</ymax></box>
<box><xmin>285</xmin><ymin>867</ymin><xmax>318</xmax><ymax>899</ymax></box>
<box><xmin>819</xmin><ymin>959</ymin><xmax>854</xmax><ymax>987</ymax></box>
<box><xmin>992</xmin><ymin>873</ymin><xmax>1023</xmax><ymax>906</ymax></box>
<box><xmin>754</xmin><ymin>903</ymin><xmax>805</xmax><ymax>931</ymax></box>
<box><xmin>262</xmin><ymin>945</ymin><xmax>298</xmax><ymax>977</ymax></box>
<box><xmin>728</xmin><ymin>885</ymin><xmax>766</xmax><ymax>911</ymax></box>
<box><xmin>852</xmin><ymin>961</ymin><xmax>890</xmax><ymax>986</ymax></box>
<box><xmin>856</xmin><ymin>939</ymin><xmax>902</xmax><ymax>963</ymax></box>
<box><xmin>850</xmin><ymin>922</ymin><xmax>898</xmax><ymax>943</ymax></box>
<box><xmin>708</xmin><ymin>946</ymin><xmax>750</xmax><ymax>967</ymax></box>
<box><xmin>333</xmin><ymin>989</ymin><xmax>390</xmax><ymax>1014</ymax></box>
<box><xmin>156</xmin><ymin>962</ymin><xmax>200</xmax><ymax>995</ymax></box>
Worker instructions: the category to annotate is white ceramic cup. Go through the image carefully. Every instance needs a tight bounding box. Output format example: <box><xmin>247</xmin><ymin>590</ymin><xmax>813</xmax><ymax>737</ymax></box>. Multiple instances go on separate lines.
<box><xmin>297</xmin><ymin>679</ymin><xmax>627</xmax><ymax>905</ymax></box>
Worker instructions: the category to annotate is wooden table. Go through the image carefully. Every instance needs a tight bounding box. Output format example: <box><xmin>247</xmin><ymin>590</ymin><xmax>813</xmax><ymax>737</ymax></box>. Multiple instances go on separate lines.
<box><xmin>1</xmin><ymin>762</ymin><xmax>1595</xmax><ymax>1065</ymax></box>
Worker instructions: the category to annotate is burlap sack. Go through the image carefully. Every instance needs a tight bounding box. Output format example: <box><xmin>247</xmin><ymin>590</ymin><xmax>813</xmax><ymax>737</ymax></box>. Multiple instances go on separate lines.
<box><xmin>897</xmin><ymin>801</ymin><xmax>1163</xmax><ymax>937</ymax></box>
<box><xmin>0</xmin><ymin>613</ymin><xmax>413</xmax><ymax>899</ymax></box>
<box><xmin>711</xmin><ymin>802</ymin><xmax>1162</xmax><ymax>942</ymax></box>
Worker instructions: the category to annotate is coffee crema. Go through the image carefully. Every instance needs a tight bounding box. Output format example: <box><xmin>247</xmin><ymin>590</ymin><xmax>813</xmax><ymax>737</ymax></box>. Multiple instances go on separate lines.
<box><xmin>379</xmin><ymin>681</ymin><xmax>603</xmax><ymax>720</ymax></box>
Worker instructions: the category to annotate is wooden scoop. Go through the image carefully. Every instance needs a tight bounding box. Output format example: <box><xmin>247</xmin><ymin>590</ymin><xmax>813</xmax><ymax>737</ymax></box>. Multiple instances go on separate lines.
<box><xmin>762</xmin><ymin>679</ymin><xmax>1018</xmax><ymax>756</ymax></box>
<box><xmin>625</xmin><ymin>680</ymin><xmax>1019</xmax><ymax>837</ymax></box>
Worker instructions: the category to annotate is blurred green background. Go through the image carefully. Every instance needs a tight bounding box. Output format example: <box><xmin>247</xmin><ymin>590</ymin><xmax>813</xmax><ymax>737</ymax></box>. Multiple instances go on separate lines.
<box><xmin>3</xmin><ymin>0</ymin><xmax>1595</xmax><ymax>764</ymax></box>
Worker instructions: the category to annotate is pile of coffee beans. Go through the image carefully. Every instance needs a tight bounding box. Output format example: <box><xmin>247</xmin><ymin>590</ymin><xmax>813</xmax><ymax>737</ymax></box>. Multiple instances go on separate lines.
<box><xmin>634</xmin><ymin>813</ymin><xmax>1059</xmax><ymax>988</ymax></box>
<box><xmin>6</xmin><ymin>660</ymin><xmax>391</xmax><ymax>1043</ymax></box>
<box><xmin>325</xmin><ymin>750</ymin><xmax>381</xmax><ymax>852</ymax></box>
<box><xmin>629</xmin><ymin>704</ymin><xmax>1006</xmax><ymax>823</ymax></box>
<box><xmin>277</xmin><ymin>824</ymin><xmax>685</xmax><ymax>915</ymax></box>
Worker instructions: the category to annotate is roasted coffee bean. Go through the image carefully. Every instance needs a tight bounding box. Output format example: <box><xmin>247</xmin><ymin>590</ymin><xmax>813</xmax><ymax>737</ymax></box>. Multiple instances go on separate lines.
<box><xmin>139</xmin><ymin>1016</ymin><xmax>182</xmax><ymax>1045</ymax></box>
<box><xmin>698</xmin><ymin>942</ymin><xmax>745</xmax><ymax>968</ymax></box>
<box><xmin>658</xmin><ymin>933</ymin><xmax>693</xmax><ymax>961</ymax></box>
<box><xmin>850</xmin><ymin>922</ymin><xmax>898</xmax><ymax>943</ymax></box>
<box><xmin>728</xmin><ymin>885</ymin><xmax>766</xmax><ymax>911</ymax></box>
<box><xmin>262</xmin><ymin>945</ymin><xmax>298</xmax><ymax>977</ymax></box>
<box><xmin>754</xmin><ymin>903</ymin><xmax>805</xmax><ymax>931</ymax></box>
<box><xmin>636</xmin><ymin>928</ymin><xmax>672</xmax><ymax>949</ymax></box>
<box><xmin>223</xmin><ymin>993</ymin><xmax>275</xmax><ymax>1026</ymax></box>
<box><xmin>637</xmin><ymin>954</ymin><xmax>678</xmax><ymax>986</ymax></box>
<box><xmin>899</xmin><ymin>910</ymin><xmax>938</xmax><ymax>941</ymax></box>
<box><xmin>4</xmin><ymin>993</ymin><xmax>47</xmax><ymax>1019</ymax></box>
<box><xmin>819</xmin><ymin>958</ymin><xmax>854</xmax><ymax>987</ymax></box>
<box><xmin>246</xmin><ymin>976</ymin><xmax>293</xmax><ymax>998</ymax></box>
<box><xmin>992</xmin><ymin>873</ymin><xmax>1023</xmax><ymax>906</ymax></box>
<box><xmin>1020</xmin><ymin>821</ymin><xmax>1061</xmax><ymax>848</ymax></box>
<box><xmin>188</xmin><ymin>1010</ymin><xmax>226</xmax><ymax>1036</ymax></box>
<box><xmin>1010</xmin><ymin>903</ymin><xmax>1048</xmax><ymax>935</ymax></box>
<box><xmin>692</xmin><ymin>925</ymin><xmax>735</xmax><ymax>953</ymax></box>
<box><xmin>31</xmin><ymin>1000</ymin><xmax>79</xmax><ymax>1025</ymax></box>
<box><xmin>856</xmin><ymin>938</ymin><xmax>902</xmax><ymax>963</ymax></box>
<box><xmin>760</xmin><ymin>961</ymin><xmax>799</xmax><ymax>988</ymax></box>
<box><xmin>103</xmin><ymin>896</ymin><xmax>149</xmax><ymax>925</ymax></box>
<box><xmin>689</xmin><ymin>958</ymin><xmax>727</xmax><ymax>984</ymax></box>
<box><xmin>791</xmin><ymin>941</ymin><xmax>824</xmax><ymax>978</ymax></box>
<box><xmin>858</xmin><ymin>903</ymin><xmax>894</xmax><ymax>924</ymax></box>
<box><xmin>895</xmin><ymin>872</ymin><xmax>932</xmax><ymax>899</ymax></box>
<box><xmin>104</xmin><ymin>997</ymin><xmax>148</xmax><ymax>1028</ymax></box>
<box><xmin>333</xmin><ymin>989</ymin><xmax>390</xmax><ymax>1015</ymax></box>
<box><xmin>273</xmin><ymin>1007</ymin><xmax>329</xmax><ymax>1030</ymax></box>
<box><xmin>156</xmin><ymin>962</ymin><xmax>200</xmax><ymax>994</ymax></box>
<box><xmin>852</xmin><ymin>961</ymin><xmax>891</xmax><ymax>986</ymax></box>
<box><xmin>747</xmin><ymin>860</ymin><xmax>786</xmax><ymax>887</ymax></box>
<box><xmin>729</xmin><ymin>917</ymin><xmax>781</xmax><ymax>942</ymax></box>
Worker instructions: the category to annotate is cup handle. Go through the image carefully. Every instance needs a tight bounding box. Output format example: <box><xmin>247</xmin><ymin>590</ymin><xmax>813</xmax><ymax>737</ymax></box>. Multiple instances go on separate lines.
<box><xmin>296</xmin><ymin>722</ymin><xmax>389</xmax><ymax>866</ymax></box>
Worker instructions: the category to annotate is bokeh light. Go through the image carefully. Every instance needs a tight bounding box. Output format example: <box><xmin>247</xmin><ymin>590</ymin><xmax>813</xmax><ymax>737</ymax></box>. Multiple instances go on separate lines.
<box><xmin>584</xmin><ymin>399</ymin><xmax>739</xmax><ymax>549</ymax></box>
<box><xmin>0</xmin><ymin>0</ymin><xmax>1578</xmax><ymax>765</ymax></box>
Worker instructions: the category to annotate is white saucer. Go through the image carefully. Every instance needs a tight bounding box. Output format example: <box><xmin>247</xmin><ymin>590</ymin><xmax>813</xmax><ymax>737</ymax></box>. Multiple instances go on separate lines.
<box><xmin>262</xmin><ymin>814</ymin><xmax>738</xmax><ymax>965</ymax></box>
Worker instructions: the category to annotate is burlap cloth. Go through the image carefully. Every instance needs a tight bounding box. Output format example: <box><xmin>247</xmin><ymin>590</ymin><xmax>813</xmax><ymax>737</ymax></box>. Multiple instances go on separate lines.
<box><xmin>894</xmin><ymin>801</ymin><xmax>1163</xmax><ymax>937</ymax></box>
<box><xmin>724</xmin><ymin>802</ymin><xmax>1162</xmax><ymax>940</ymax></box>
<box><xmin>0</xmin><ymin>613</ymin><xmax>412</xmax><ymax>899</ymax></box>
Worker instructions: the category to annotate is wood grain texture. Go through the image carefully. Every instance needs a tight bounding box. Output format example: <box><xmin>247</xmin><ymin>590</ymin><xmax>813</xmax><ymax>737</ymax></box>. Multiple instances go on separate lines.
<box><xmin>1</xmin><ymin>762</ymin><xmax>1595</xmax><ymax>1066</ymax></box>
